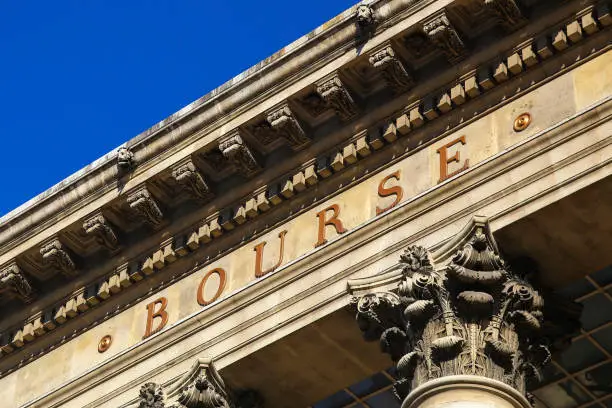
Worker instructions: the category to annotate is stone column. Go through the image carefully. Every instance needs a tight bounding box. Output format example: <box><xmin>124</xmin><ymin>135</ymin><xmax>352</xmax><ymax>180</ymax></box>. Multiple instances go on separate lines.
<box><xmin>348</xmin><ymin>216</ymin><xmax>581</xmax><ymax>408</ymax></box>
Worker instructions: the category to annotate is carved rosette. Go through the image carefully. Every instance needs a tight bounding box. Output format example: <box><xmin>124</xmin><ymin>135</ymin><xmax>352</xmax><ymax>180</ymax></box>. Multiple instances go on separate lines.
<box><xmin>266</xmin><ymin>104</ymin><xmax>310</xmax><ymax>150</ymax></box>
<box><xmin>172</xmin><ymin>159</ymin><xmax>211</xmax><ymax>201</ymax></box>
<box><xmin>484</xmin><ymin>0</ymin><xmax>527</xmax><ymax>31</ymax></box>
<box><xmin>315</xmin><ymin>74</ymin><xmax>358</xmax><ymax>122</ymax></box>
<box><xmin>83</xmin><ymin>212</ymin><xmax>119</xmax><ymax>251</ymax></box>
<box><xmin>40</xmin><ymin>238</ymin><xmax>77</xmax><ymax>277</ymax></box>
<box><xmin>369</xmin><ymin>45</ymin><xmax>414</xmax><ymax>93</ymax></box>
<box><xmin>117</xmin><ymin>147</ymin><xmax>136</xmax><ymax>174</ymax></box>
<box><xmin>219</xmin><ymin>133</ymin><xmax>261</xmax><ymax>177</ymax></box>
<box><xmin>423</xmin><ymin>12</ymin><xmax>466</xmax><ymax>63</ymax></box>
<box><xmin>0</xmin><ymin>262</ymin><xmax>35</xmax><ymax>303</ymax></box>
<box><xmin>127</xmin><ymin>186</ymin><xmax>164</xmax><ymax>227</ymax></box>
<box><xmin>349</xmin><ymin>218</ymin><xmax>580</xmax><ymax>402</ymax></box>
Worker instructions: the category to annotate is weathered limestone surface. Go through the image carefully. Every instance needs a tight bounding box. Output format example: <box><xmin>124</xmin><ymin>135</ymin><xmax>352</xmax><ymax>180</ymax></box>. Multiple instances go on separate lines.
<box><xmin>1</xmin><ymin>48</ymin><xmax>610</xmax><ymax>406</ymax></box>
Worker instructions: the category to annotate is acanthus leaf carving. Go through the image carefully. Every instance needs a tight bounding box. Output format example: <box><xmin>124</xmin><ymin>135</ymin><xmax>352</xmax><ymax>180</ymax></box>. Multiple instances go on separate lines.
<box><xmin>0</xmin><ymin>262</ymin><xmax>35</xmax><ymax>303</ymax></box>
<box><xmin>348</xmin><ymin>217</ymin><xmax>581</xmax><ymax>401</ymax></box>
<box><xmin>177</xmin><ymin>375</ymin><xmax>231</xmax><ymax>408</ymax></box>
<box><xmin>172</xmin><ymin>159</ymin><xmax>211</xmax><ymax>201</ymax></box>
<box><xmin>40</xmin><ymin>238</ymin><xmax>78</xmax><ymax>278</ymax></box>
<box><xmin>83</xmin><ymin>212</ymin><xmax>119</xmax><ymax>251</ymax></box>
<box><xmin>369</xmin><ymin>44</ymin><xmax>414</xmax><ymax>93</ymax></box>
<box><xmin>139</xmin><ymin>382</ymin><xmax>166</xmax><ymax>408</ymax></box>
<box><xmin>127</xmin><ymin>186</ymin><xmax>164</xmax><ymax>228</ymax></box>
<box><xmin>484</xmin><ymin>0</ymin><xmax>527</xmax><ymax>31</ymax></box>
<box><xmin>422</xmin><ymin>11</ymin><xmax>466</xmax><ymax>64</ymax></box>
<box><xmin>266</xmin><ymin>104</ymin><xmax>310</xmax><ymax>150</ymax></box>
<box><xmin>219</xmin><ymin>132</ymin><xmax>261</xmax><ymax>178</ymax></box>
<box><xmin>315</xmin><ymin>73</ymin><xmax>358</xmax><ymax>122</ymax></box>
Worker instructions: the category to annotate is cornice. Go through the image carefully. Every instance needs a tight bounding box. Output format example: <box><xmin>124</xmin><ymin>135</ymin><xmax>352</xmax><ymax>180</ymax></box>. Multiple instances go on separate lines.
<box><xmin>0</xmin><ymin>0</ymin><xmax>608</xmax><ymax>373</ymax></box>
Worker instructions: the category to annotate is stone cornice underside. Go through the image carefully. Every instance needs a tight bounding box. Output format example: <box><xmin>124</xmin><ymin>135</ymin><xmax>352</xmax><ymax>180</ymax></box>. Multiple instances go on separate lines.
<box><xmin>0</xmin><ymin>0</ymin><xmax>609</xmax><ymax>375</ymax></box>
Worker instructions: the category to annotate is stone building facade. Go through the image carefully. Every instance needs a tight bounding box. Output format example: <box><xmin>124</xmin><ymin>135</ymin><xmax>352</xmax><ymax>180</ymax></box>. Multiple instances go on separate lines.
<box><xmin>0</xmin><ymin>0</ymin><xmax>611</xmax><ymax>407</ymax></box>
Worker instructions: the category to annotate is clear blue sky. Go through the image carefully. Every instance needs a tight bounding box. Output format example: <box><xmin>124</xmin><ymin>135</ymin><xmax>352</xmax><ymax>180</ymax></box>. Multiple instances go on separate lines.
<box><xmin>0</xmin><ymin>1</ymin><xmax>357</xmax><ymax>217</ymax></box>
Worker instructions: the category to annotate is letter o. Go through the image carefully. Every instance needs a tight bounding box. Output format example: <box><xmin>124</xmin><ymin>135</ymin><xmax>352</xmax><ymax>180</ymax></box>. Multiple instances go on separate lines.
<box><xmin>197</xmin><ymin>268</ymin><xmax>227</xmax><ymax>306</ymax></box>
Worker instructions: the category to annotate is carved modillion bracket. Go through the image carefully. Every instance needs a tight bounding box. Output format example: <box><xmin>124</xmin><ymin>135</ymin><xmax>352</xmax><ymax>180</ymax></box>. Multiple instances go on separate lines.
<box><xmin>219</xmin><ymin>131</ymin><xmax>261</xmax><ymax>178</ymax></box>
<box><xmin>266</xmin><ymin>103</ymin><xmax>310</xmax><ymax>150</ymax></box>
<box><xmin>348</xmin><ymin>216</ymin><xmax>581</xmax><ymax>402</ymax></box>
<box><xmin>172</xmin><ymin>157</ymin><xmax>212</xmax><ymax>202</ymax></box>
<box><xmin>135</xmin><ymin>358</ymin><xmax>262</xmax><ymax>408</ymax></box>
<box><xmin>0</xmin><ymin>261</ymin><xmax>35</xmax><ymax>303</ymax></box>
<box><xmin>369</xmin><ymin>42</ymin><xmax>414</xmax><ymax>93</ymax></box>
<box><xmin>422</xmin><ymin>10</ymin><xmax>467</xmax><ymax>64</ymax></box>
<box><xmin>127</xmin><ymin>185</ymin><xmax>164</xmax><ymax>228</ymax></box>
<box><xmin>315</xmin><ymin>72</ymin><xmax>359</xmax><ymax>122</ymax></box>
<box><xmin>83</xmin><ymin>212</ymin><xmax>119</xmax><ymax>252</ymax></box>
<box><xmin>40</xmin><ymin>237</ymin><xmax>78</xmax><ymax>278</ymax></box>
<box><xmin>484</xmin><ymin>0</ymin><xmax>527</xmax><ymax>31</ymax></box>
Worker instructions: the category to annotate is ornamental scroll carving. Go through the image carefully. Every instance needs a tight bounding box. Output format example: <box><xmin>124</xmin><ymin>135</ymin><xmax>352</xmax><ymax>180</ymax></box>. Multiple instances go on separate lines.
<box><xmin>83</xmin><ymin>212</ymin><xmax>119</xmax><ymax>251</ymax></box>
<box><xmin>348</xmin><ymin>216</ymin><xmax>580</xmax><ymax>401</ymax></box>
<box><xmin>0</xmin><ymin>262</ymin><xmax>35</xmax><ymax>303</ymax></box>
<box><xmin>127</xmin><ymin>186</ymin><xmax>164</xmax><ymax>228</ymax></box>
<box><xmin>484</xmin><ymin>0</ymin><xmax>527</xmax><ymax>31</ymax></box>
<box><xmin>40</xmin><ymin>238</ymin><xmax>78</xmax><ymax>277</ymax></box>
<box><xmin>172</xmin><ymin>159</ymin><xmax>211</xmax><ymax>201</ymax></box>
<box><xmin>266</xmin><ymin>104</ymin><xmax>310</xmax><ymax>150</ymax></box>
<box><xmin>422</xmin><ymin>12</ymin><xmax>466</xmax><ymax>63</ymax></box>
<box><xmin>369</xmin><ymin>44</ymin><xmax>414</xmax><ymax>93</ymax></box>
<box><xmin>315</xmin><ymin>73</ymin><xmax>358</xmax><ymax>122</ymax></box>
<box><xmin>134</xmin><ymin>358</ymin><xmax>261</xmax><ymax>408</ymax></box>
<box><xmin>219</xmin><ymin>133</ymin><xmax>261</xmax><ymax>178</ymax></box>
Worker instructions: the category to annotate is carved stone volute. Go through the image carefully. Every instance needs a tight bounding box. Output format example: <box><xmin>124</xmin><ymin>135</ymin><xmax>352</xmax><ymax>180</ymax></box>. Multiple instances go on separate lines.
<box><xmin>83</xmin><ymin>212</ymin><xmax>119</xmax><ymax>251</ymax></box>
<box><xmin>422</xmin><ymin>11</ymin><xmax>466</xmax><ymax>63</ymax></box>
<box><xmin>0</xmin><ymin>262</ymin><xmax>35</xmax><ymax>303</ymax></box>
<box><xmin>177</xmin><ymin>375</ymin><xmax>231</xmax><ymax>408</ymax></box>
<box><xmin>139</xmin><ymin>383</ymin><xmax>165</xmax><ymax>408</ymax></box>
<box><xmin>127</xmin><ymin>186</ymin><xmax>164</xmax><ymax>228</ymax></box>
<box><xmin>484</xmin><ymin>0</ymin><xmax>527</xmax><ymax>31</ymax></box>
<box><xmin>219</xmin><ymin>132</ymin><xmax>261</xmax><ymax>178</ymax></box>
<box><xmin>172</xmin><ymin>158</ymin><xmax>211</xmax><ymax>201</ymax></box>
<box><xmin>40</xmin><ymin>238</ymin><xmax>78</xmax><ymax>278</ymax></box>
<box><xmin>348</xmin><ymin>217</ymin><xmax>581</xmax><ymax>402</ymax></box>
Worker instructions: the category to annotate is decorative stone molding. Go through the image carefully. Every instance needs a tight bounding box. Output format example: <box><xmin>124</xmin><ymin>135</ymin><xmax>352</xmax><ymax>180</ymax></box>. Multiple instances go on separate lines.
<box><xmin>356</xmin><ymin>4</ymin><xmax>376</xmax><ymax>38</ymax></box>
<box><xmin>134</xmin><ymin>358</ymin><xmax>246</xmax><ymax>408</ymax></box>
<box><xmin>315</xmin><ymin>73</ymin><xmax>358</xmax><ymax>122</ymax></box>
<box><xmin>127</xmin><ymin>186</ymin><xmax>164</xmax><ymax>228</ymax></box>
<box><xmin>422</xmin><ymin>11</ymin><xmax>466</xmax><ymax>63</ymax></box>
<box><xmin>139</xmin><ymin>383</ymin><xmax>165</xmax><ymax>408</ymax></box>
<box><xmin>172</xmin><ymin>158</ymin><xmax>211</xmax><ymax>201</ymax></box>
<box><xmin>117</xmin><ymin>147</ymin><xmax>136</xmax><ymax>174</ymax></box>
<box><xmin>369</xmin><ymin>44</ymin><xmax>414</xmax><ymax>93</ymax></box>
<box><xmin>0</xmin><ymin>262</ymin><xmax>35</xmax><ymax>303</ymax></box>
<box><xmin>348</xmin><ymin>216</ymin><xmax>581</xmax><ymax>402</ymax></box>
<box><xmin>266</xmin><ymin>103</ymin><xmax>310</xmax><ymax>150</ymax></box>
<box><xmin>219</xmin><ymin>132</ymin><xmax>261</xmax><ymax>177</ymax></box>
<box><xmin>485</xmin><ymin>0</ymin><xmax>527</xmax><ymax>31</ymax></box>
<box><xmin>83</xmin><ymin>212</ymin><xmax>119</xmax><ymax>251</ymax></box>
<box><xmin>40</xmin><ymin>238</ymin><xmax>77</xmax><ymax>278</ymax></box>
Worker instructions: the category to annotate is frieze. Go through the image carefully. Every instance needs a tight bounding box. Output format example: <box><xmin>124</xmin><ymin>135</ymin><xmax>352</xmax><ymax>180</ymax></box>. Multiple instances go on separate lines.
<box><xmin>0</xmin><ymin>6</ymin><xmax>607</xmax><ymax>373</ymax></box>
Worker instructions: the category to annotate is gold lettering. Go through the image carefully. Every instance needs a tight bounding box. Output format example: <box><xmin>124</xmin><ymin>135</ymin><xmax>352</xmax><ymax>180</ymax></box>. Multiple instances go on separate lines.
<box><xmin>143</xmin><ymin>297</ymin><xmax>168</xmax><ymax>339</ymax></box>
<box><xmin>376</xmin><ymin>170</ymin><xmax>404</xmax><ymax>215</ymax></box>
<box><xmin>197</xmin><ymin>268</ymin><xmax>227</xmax><ymax>306</ymax></box>
<box><xmin>315</xmin><ymin>204</ymin><xmax>347</xmax><ymax>247</ymax></box>
<box><xmin>437</xmin><ymin>135</ymin><xmax>469</xmax><ymax>183</ymax></box>
<box><xmin>253</xmin><ymin>230</ymin><xmax>287</xmax><ymax>278</ymax></box>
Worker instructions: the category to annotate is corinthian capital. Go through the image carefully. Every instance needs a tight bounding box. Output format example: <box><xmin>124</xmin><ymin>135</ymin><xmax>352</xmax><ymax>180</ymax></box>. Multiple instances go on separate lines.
<box><xmin>219</xmin><ymin>132</ymin><xmax>261</xmax><ymax>177</ymax></box>
<box><xmin>369</xmin><ymin>43</ymin><xmax>414</xmax><ymax>93</ymax></box>
<box><xmin>0</xmin><ymin>262</ymin><xmax>35</xmax><ymax>303</ymax></box>
<box><xmin>423</xmin><ymin>11</ymin><xmax>466</xmax><ymax>63</ymax></box>
<box><xmin>348</xmin><ymin>217</ymin><xmax>580</xmax><ymax>403</ymax></box>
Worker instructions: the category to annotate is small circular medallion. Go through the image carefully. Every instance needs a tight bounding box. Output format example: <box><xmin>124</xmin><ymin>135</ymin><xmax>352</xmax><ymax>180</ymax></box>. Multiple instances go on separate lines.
<box><xmin>513</xmin><ymin>112</ymin><xmax>532</xmax><ymax>132</ymax></box>
<box><xmin>98</xmin><ymin>335</ymin><xmax>112</xmax><ymax>353</ymax></box>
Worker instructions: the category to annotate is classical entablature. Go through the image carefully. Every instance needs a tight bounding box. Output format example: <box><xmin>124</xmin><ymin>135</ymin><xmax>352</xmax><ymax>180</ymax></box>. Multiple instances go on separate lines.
<box><xmin>0</xmin><ymin>0</ymin><xmax>611</xmax><ymax>405</ymax></box>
